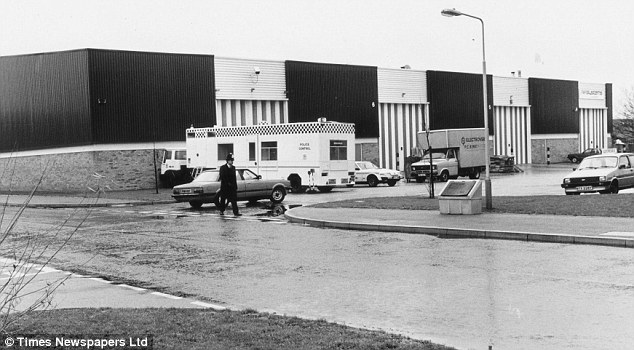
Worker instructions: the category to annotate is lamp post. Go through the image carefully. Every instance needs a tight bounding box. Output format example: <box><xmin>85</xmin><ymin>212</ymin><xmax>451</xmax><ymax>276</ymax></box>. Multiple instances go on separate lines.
<box><xmin>441</xmin><ymin>8</ymin><xmax>492</xmax><ymax>209</ymax></box>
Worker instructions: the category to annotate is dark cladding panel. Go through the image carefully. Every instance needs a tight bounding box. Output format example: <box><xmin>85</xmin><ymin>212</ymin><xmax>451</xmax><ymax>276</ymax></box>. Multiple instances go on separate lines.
<box><xmin>0</xmin><ymin>50</ymin><xmax>92</xmax><ymax>152</ymax></box>
<box><xmin>606</xmin><ymin>83</ymin><xmax>613</xmax><ymax>133</ymax></box>
<box><xmin>529</xmin><ymin>78</ymin><xmax>579</xmax><ymax>134</ymax></box>
<box><xmin>426</xmin><ymin>70</ymin><xmax>494</xmax><ymax>134</ymax></box>
<box><xmin>285</xmin><ymin>61</ymin><xmax>379</xmax><ymax>138</ymax></box>
<box><xmin>88</xmin><ymin>50</ymin><xmax>215</xmax><ymax>143</ymax></box>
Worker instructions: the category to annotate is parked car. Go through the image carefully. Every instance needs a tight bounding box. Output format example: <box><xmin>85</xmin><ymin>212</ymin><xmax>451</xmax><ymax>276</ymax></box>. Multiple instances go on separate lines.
<box><xmin>172</xmin><ymin>169</ymin><xmax>290</xmax><ymax>208</ymax></box>
<box><xmin>354</xmin><ymin>161</ymin><xmax>402</xmax><ymax>187</ymax></box>
<box><xmin>567</xmin><ymin>148</ymin><xmax>602</xmax><ymax>163</ymax></box>
<box><xmin>561</xmin><ymin>153</ymin><xmax>634</xmax><ymax>195</ymax></box>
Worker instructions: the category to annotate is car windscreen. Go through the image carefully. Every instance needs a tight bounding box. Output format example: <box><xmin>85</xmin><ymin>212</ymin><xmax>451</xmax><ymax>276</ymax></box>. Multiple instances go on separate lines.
<box><xmin>194</xmin><ymin>171</ymin><xmax>220</xmax><ymax>182</ymax></box>
<box><xmin>578</xmin><ymin>156</ymin><xmax>617</xmax><ymax>170</ymax></box>
<box><xmin>356</xmin><ymin>162</ymin><xmax>378</xmax><ymax>170</ymax></box>
<box><xmin>175</xmin><ymin>150</ymin><xmax>187</xmax><ymax>160</ymax></box>
<box><xmin>423</xmin><ymin>152</ymin><xmax>446</xmax><ymax>160</ymax></box>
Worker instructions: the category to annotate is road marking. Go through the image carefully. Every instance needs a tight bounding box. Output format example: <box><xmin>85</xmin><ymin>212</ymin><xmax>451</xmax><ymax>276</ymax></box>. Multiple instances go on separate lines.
<box><xmin>151</xmin><ymin>292</ymin><xmax>183</xmax><ymax>300</ymax></box>
<box><xmin>118</xmin><ymin>284</ymin><xmax>147</xmax><ymax>292</ymax></box>
<box><xmin>601</xmin><ymin>231</ymin><xmax>634</xmax><ymax>237</ymax></box>
<box><xmin>88</xmin><ymin>277</ymin><xmax>113</xmax><ymax>284</ymax></box>
<box><xmin>191</xmin><ymin>301</ymin><xmax>227</xmax><ymax>310</ymax></box>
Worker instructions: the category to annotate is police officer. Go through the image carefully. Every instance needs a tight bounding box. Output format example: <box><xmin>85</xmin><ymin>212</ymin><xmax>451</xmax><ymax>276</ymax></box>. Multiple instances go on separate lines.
<box><xmin>218</xmin><ymin>153</ymin><xmax>241</xmax><ymax>216</ymax></box>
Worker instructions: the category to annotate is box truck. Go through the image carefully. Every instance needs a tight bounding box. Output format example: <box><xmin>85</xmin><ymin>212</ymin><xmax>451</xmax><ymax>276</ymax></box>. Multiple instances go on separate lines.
<box><xmin>410</xmin><ymin>128</ymin><xmax>487</xmax><ymax>182</ymax></box>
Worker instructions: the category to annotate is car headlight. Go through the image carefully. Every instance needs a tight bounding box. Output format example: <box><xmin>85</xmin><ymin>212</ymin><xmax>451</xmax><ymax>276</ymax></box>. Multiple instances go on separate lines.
<box><xmin>599</xmin><ymin>176</ymin><xmax>607</xmax><ymax>182</ymax></box>
<box><xmin>564</xmin><ymin>178</ymin><xmax>570</xmax><ymax>184</ymax></box>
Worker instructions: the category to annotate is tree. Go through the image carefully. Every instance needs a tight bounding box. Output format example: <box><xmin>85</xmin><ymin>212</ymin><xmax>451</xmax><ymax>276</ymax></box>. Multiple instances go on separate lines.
<box><xmin>0</xmin><ymin>159</ymin><xmax>100</xmax><ymax>333</ymax></box>
<box><xmin>623</xmin><ymin>87</ymin><xmax>634</xmax><ymax>119</ymax></box>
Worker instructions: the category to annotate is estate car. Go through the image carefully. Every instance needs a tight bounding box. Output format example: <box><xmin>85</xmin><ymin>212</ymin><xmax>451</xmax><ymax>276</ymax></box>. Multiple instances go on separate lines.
<box><xmin>173</xmin><ymin>168</ymin><xmax>290</xmax><ymax>208</ymax></box>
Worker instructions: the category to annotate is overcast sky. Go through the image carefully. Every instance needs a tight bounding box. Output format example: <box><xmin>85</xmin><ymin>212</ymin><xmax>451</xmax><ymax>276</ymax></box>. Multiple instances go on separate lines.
<box><xmin>2</xmin><ymin>0</ymin><xmax>632</xmax><ymax>115</ymax></box>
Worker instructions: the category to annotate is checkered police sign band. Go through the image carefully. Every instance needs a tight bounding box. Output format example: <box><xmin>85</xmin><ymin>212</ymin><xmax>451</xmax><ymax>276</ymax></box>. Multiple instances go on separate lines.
<box><xmin>187</xmin><ymin>122</ymin><xmax>355</xmax><ymax>138</ymax></box>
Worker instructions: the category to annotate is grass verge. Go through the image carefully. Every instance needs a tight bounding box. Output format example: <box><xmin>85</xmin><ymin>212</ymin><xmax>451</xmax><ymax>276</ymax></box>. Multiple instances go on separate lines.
<box><xmin>311</xmin><ymin>194</ymin><xmax>634</xmax><ymax>217</ymax></box>
<box><xmin>9</xmin><ymin>308</ymin><xmax>456</xmax><ymax>350</ymax></box>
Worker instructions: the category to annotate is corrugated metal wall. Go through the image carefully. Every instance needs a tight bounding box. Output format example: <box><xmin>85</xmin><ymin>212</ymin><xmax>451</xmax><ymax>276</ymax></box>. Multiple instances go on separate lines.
<box><xmin>285</xmin><ymin>60</ymin><xmax>379</xmax><ymax>139</ymax></box>
<box><xmin>492</xmin><ymin>77</ymin><xmax>531</xmax><ymax>164</ymax></box>
<box><xmin>0</xmin><ymin>50</ymin><xmax>92</xmax><ymax>152</ymax></box>
<box><xmin>88</xmin><ymin>49</ymin><xmax>216</xmax><ymax>143</ymax></box>
<box><xmin>214</xmin><ymin>57</ymin><xmax>288</xmax><ymax>127</ymax></box>
<box><xmin>216</xmin><ymin>100</ymin><xmax>287</xmax><ymax>127</ymax></box>
<box><xmin>377</xmin><ymin>68</ymin><xmax>428</xmax><ymax>170</ymax></box>
<box><xmin>377</xmin><ymin>68</ymin><xmax>427</xmax><ymax>104</ymax></box>
<box><xmin>493</xmin><ymin>76</ymin><xmax>529</xmax><ymax>106</ymax></box>
<box><xmin>529</xmin><ymin>78</ymin><xmax>579</xmax><ymax>134</ymax></box>
<box><xmin>378</xmin><ymin>103</ymin><xmax>426</xmax><ymax>170</ymax></box>
<box><xmin>426</xmin><ymin>70</ymin><xmax>494</xmax><ymax>134</ymax></box>
<box><xmin>578</xmin><ymin>82</ymin><xmax>608</xmax><ymax>150</ymax></box>
<box><xmin>579</xmin><ymin>108</ymin><xmax>607</xmax><ymax>150</ymax></box>
<box><xmin>606</xmin><ymin>83</ymin><xmax>613</xmax><ymax>133</ymax></box>
<box><xmin>493</xmin><ymin>106</ymin><xmax>531</xmax><ymax>164</ymax></box>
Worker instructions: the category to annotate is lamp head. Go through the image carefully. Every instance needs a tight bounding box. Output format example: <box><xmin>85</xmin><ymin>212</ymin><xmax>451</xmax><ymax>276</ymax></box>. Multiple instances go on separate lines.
<box><xmin>441</xmin><ymin>8</ymin><xmax>463</xmax><ymax>17</ymax></box>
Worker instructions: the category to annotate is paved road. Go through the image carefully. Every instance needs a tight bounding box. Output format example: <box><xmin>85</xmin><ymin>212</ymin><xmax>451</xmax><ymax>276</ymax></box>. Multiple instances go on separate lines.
<box><xmin>7</xmin><ymin>204</ymin><xmax>634</xmax><ymax>350</ymax></box>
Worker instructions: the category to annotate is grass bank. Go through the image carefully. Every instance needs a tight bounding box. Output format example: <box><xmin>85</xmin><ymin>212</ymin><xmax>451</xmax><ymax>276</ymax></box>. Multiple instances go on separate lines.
<box><xmin>9</xmin><ymin>308</ymin><xmax>456</xmax><ymax>350</ymax></box>
<box><xmin>311</xmin><ymin>194</ymin><xmax>634</xmax><ymax>217</ymax></box>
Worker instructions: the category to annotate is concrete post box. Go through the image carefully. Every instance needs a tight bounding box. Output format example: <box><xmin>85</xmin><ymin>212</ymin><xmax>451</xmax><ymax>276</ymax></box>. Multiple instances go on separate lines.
<box><xmin>438</xmin><ymin>180</ymin><xmax>482</xmax><ymax>215</ymax></box>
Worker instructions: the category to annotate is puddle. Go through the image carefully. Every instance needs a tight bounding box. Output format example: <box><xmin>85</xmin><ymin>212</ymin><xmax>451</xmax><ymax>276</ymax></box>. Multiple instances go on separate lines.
<box><xmin>255</xmin><ymin>204</ymin><xmax>302</xmax><ymax>217</ymax></box>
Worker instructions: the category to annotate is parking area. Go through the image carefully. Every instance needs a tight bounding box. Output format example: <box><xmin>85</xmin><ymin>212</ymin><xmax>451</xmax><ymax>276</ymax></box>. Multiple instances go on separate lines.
<box><xmin>281</xmin><ymin>163</ymin><xmax>633</xmax><ymax>207</ymax></box>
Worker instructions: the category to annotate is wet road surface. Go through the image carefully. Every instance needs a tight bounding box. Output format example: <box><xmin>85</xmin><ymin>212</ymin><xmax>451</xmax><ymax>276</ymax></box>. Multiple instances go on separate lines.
<box><xmin>8</xmin><ymin>203</ymin><xmax>634</xmax><ymax>350</ymax></box>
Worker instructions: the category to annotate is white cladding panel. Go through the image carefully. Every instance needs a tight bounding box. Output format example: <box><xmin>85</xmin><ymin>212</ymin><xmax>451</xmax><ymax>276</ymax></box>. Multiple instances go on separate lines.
<box><xmin>379</xmin><ymin>103</ymin><xmax>427</xmax><ymax>171</ymax></box>
<box><xmin>377</xmin><ymin>68</ymin><xmax>428</xmax><ymax>104</ymax></box>
<box><xmin>492</xmin><ymin>77</ymin><xmax>529</xmax><ymax>106</ymax></box>
<box><xmin>579</xmin><ymin>108</ymin><xmax>608</xmax><ymax>150</ymax></box>
<box><xmin>579</xmin><ymin>82</ymin><xmax>606</xmax><ymax>109</ymax></box>
<box><xmin>215</xmin><ymin>57</ymin><xmax>287</xmax><ymax>101</ymax></box>
<box><xmin>493</xmin><ymin>106</ymin><xmax>531</xmax><ymax>164</ymax></box>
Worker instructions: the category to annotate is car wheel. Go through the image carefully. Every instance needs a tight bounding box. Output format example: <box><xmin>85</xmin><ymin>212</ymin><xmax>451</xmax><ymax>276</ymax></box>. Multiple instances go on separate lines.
<box><xmin>387</xmin><ymin>180</ymin><xmax>397</xmax><ymax>186</ymax></box>
<box><xmin>213</xmin><ymin>194</ymin><xmax>221</xmax><ymax>208</ymax></box>
<box><xmin>609</xmin><ymin>181</ymin><xmax>619</xmax><ymax>194</ymax></box>
<box><xmin>189</xmin><ymin>200</ymin><xmax>203</xmax><ymax>209</ymax></box>
<box><xmin>439</xmin><ymin>171</ymin><xmax>449</xmax><ymax>182</ymax></box>
<box><xmin>270</xmin><ymin>186</ymin><xmax>286</xmax><ymax>203</ymax></box>
<box><xmin>571</xmin><ymin>157</ymin><xmax>579</xmax><ymax>163</ymax></box>
<box><xmin>367</xmin><ymin>175</ymin><xmax>379</xmax><ymax>187</ymax></box>
<box><xmin>317</xmin><ymin>186</ymin><xmax>333</xmax><ymax>193</ymax></box>
<box><xmin>469</xmin><ymin>169</ymin><xmax>481</xmax><ymax>179</ymax></box>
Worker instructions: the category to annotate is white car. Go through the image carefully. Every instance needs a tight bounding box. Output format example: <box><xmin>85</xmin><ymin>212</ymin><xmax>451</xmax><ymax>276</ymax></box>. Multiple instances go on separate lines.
<box><xmin>354</xmin><ymin>161</ymin><xmax>402</xmax><ymax>187</ymax></box>
<box><xmin>561</xmin><ymin>153</ymin><xmax>634</xmax><ymax>195</ymax></box>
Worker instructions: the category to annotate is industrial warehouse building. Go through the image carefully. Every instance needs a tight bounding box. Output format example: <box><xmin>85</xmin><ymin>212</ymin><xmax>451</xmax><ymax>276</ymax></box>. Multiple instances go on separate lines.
<box><xmin>0</xmin><ymin>49</ymin><xmax>613</xmax><ymax>192</ymax></box>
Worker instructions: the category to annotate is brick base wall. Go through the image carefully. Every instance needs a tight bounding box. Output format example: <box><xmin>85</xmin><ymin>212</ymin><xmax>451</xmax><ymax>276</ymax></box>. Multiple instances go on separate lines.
<box><xmin>531</xmin><ymin>138</ymin><xmax>578</xmax><ymax>164</ymax></box>
<box><xmin>355</xmin><ymin>142</ymin><xmax>379</xmax><ymax>165</ymax></box>
<box><xmin>0</xmin><ymin>149</ymin><xmax>161</xmax><ymax>193</ymax></box>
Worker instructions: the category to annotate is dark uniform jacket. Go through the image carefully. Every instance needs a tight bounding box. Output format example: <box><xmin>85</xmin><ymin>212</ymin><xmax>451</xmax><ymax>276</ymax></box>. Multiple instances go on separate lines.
<box><xmin>219</xmin><ymin>164</ymin><xmax>237</xmax><ymax>193</ymax></box>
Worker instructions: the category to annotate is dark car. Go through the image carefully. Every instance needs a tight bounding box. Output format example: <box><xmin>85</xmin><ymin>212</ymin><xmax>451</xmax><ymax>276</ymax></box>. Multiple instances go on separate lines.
<box><xmin>567</xmin><ymin>148</ymin><xmax>602</xmax><ymax>163</ymax></box>
<box><xmin>561</xmin><ymin>153</ymin><xmax>634</xmax><ymax>195</ymax></box>
<box><xmin>172</xmin><ymin>169</ymin><xmax>290</xmax><ymax>208</ymax></box>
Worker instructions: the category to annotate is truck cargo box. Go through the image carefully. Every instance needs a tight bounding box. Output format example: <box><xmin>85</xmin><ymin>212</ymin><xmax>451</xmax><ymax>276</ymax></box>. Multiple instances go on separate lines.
<box><xmin>417</xmin><ymin>128</ymin><xmax>487</xmax><ymax>169</ymax></box>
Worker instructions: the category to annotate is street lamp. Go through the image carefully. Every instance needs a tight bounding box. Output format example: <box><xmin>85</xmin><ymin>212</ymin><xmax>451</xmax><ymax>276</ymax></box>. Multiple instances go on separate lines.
<box><xmin>441</xmin><ymin>8</ymin><xmax>492</xmax><ymax>209</ymax></box>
